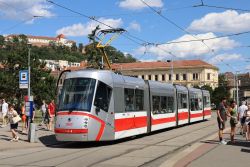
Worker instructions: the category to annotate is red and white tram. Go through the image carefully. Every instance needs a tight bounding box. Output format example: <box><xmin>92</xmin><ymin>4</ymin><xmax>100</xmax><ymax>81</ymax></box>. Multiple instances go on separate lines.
<box><xmin>55</xmin><ymin>70</ymin><xmax>211</xmax><ymax>141</ymax></box>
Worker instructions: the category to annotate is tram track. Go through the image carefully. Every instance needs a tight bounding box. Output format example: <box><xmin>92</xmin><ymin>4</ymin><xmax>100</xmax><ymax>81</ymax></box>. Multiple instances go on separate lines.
<box><xmin>87</xmin><ymin>120</ymin><xmax>216</xmax><ymax>167</ymax></box>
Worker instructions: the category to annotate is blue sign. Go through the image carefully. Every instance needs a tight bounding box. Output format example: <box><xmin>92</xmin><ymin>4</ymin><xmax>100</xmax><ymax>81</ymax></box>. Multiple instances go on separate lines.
<box><xmin>19</xmin><ymin>70</ymin><xmax>29</xmax><ymax>89</ymax></box>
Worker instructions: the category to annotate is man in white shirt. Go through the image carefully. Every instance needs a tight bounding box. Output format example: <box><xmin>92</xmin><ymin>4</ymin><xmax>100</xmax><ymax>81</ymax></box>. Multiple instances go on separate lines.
<box><xmin>238</xmin><ymin>101</ymin><xmax>248</xmax><ymax>135</ymax></box>
<box><xmin>1</xmin><ymin>99</ymin><xmax>8</xmax><ymax>127</ymax></box>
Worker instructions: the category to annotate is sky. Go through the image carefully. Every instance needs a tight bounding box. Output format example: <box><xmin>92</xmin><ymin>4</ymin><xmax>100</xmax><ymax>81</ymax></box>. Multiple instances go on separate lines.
<box><xmin>0</xmin><ymin>0</ymin><xmax>249</xmax><ymax>73</ymax></box>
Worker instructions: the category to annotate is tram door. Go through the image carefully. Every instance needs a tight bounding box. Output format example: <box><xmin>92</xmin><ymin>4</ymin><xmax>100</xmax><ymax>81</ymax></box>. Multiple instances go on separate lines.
<box><xmin>88</xmin><ymin>81</ymin><xmax>113</xmax><ymax>141</ymax></box>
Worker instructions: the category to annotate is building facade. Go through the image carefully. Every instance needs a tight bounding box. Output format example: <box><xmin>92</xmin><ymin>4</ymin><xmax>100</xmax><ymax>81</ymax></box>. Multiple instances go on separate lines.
<box><xmin>6</xmin><ymin>34</ymin><xmax>75</xmax><ymax>47</ymax></box>
<box><xmin>224</xmin><ymin>72</ymin><xmax>250</xmax><ymax>103</ymax></box>
<box><xmin>42</xmin><ymin>59</ymin><xmax>81</xmax><ymax>71</ymax></box>
<box><xmin>112</xmin><ymin>60</ymin><xmax>219</xmax><ymax>89</ymax></box>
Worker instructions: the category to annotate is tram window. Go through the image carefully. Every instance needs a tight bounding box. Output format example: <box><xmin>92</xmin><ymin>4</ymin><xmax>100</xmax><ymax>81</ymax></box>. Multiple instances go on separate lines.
<box><xmin>167</xmin><ymin>96</ymin><xmax>174</xmax><ymax>113</ymax></box>
<box><xmin>94</xmin><ymin>81</ymin><xmax>112</xmax><ymax>112</ymax></box>
<box><xmin>125</xmin><ymin>89</ymin><xmax>135</xmax><ymax>111</ymax></box>
<box><xmin>152</xmin><ymin>96</ymin><xmax>174</xmax><ymax>114</ymax></box>
<box><xmin>178</xmin><ymin>93</ymin><xmax>188</xmax><ymax>109</ymax></box>
<box><xmin>135</xmin><ymin>89</ymin><xmax>144</xmax><ymax>110</ymax></box>
<box><xmin>58</xmin><ymin>78</ymin><xmax>96</xmax><ymax>112</ymax></box>
<box><xmin>161</xmin><ymin>96</ymin><xmax>167</xmax><ymax>114</ymax></box>
<box><xmin>204</xmin><ymin>96</ymin><xmax>210</xmax><ymax>108</ymax></box>
<box><xmin>125</xmin><ymin>88</ymin><xmax>144</xmax><ymax>111</ymax></box>
<box><xmin>152</xmin><ymin>96</ymin><xmax>160</xmax><ymax>114</ymax></box>
<box><xmin>190</xmin><ymin>94</ymin><xmax>203</xmax><ymax>111</ymax></box>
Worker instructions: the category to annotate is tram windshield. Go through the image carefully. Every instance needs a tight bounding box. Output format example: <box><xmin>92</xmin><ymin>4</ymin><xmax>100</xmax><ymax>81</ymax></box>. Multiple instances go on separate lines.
<box><xmin>58</xmin><ymin>78</ymin><xmax>96</xmax><ymax>112</ymax></box>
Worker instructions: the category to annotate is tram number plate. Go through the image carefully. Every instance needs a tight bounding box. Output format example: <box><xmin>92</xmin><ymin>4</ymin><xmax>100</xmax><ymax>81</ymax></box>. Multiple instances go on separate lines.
<box><xmin>66</xmin><ymin>122</ymin><xmax>73</xmax><ymax>126</ymax></box>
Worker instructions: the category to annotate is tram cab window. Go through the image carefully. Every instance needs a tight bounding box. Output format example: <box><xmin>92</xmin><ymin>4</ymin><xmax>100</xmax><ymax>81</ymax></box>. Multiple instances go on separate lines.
<box><xmin>203</xmin><ymin>96</ymin><xmax>211</xmax><ymax>108</ymax></box>
<box><xmin>178</xmin><ymin>93</ymin><xmax>188</xmax><ymax>109</ymax></box>
<box><xmin>190</xmin><ymin>94</ymin><xmax>203</xmax><ymax>111</ymax></box>
<box><xmin>125</xmin><ymin>88</ymin><xmax>144</xmax><ymax>111</ymax></box>
<box><xmin>152</xmin><ymin>96</ymin><xmax>174</xmax><ymax>114</ymax></box>
<box><xmin>94</xmin><ymin>81</ymin><xmax>112</xmax><ymax>112</ymax></box>
<box><xmin>58</xmin><ymin>78</ymin><xmax>96</xmax><ymax>112</ymax></box>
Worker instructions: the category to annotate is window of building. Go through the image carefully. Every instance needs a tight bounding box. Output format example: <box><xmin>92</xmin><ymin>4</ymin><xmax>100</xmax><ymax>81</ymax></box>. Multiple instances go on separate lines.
<box><xmin>148</xmin><ymin>75</ymin><xmax>151</xmax><ymax>80</ymax></box>
<box><xmin>176</xmin><ymin>74</ymin><xmax>179</xmax><ymax>81</ymax></box>
<box><xmin>142</xmin><ymin>75</ymin><xmax>144</xmax><ymax>79</ymax></box>
<box><xmin>162</xmin><ymin>74</ymin><xmax>165</xmax><ymax>81</ymax></box>
<box><xmin>190</xmin><ymin>94</ymin><xmax>203</xmax><ymax>111</ymax></box>
<box><xmin>169</xmin><ymin>74</ymin><xmax>172</xmax><ymax>81</ymax></box>
<box><xmin>183</xmin><ymin>74</ymin><xmax>187</xmax><ymax>80</ymax></box>
<box><xmin>177</xmin><ymin>93</ymin><xmax>188</xmax><ymax>109</ymax></box>
<box><xmin>207</xmin><ymin>73</ymin><xmax>211</xmax><ymax>80</ymax></box>
<box><xmin>124</xmin><ymin>88</ymin><xmax>144</xmax><ymax>111</ymax></box>
<box><xmin>155</xmin><ymin>75</ymin><xmax>158</xmax><ymax>81</ymax></box>
<box><xmin>94</xmin><ymin>81</ymin><xmax>112</xmax><ymax>112</ymax></box>
<box><xmin>193</xmin><ymin>73</ymin><xmax>199</xmax><ymax>80</ymax></box>
<box><xmin>152</xmin><ymin>96</ymin><xmax>175</xmax><ymax>114</ymax></box>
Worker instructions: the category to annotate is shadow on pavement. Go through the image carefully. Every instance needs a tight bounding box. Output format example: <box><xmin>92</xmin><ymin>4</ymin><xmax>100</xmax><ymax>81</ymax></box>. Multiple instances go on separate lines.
<box><xmin>200</xmin><ymin>139</ymin><xmax>220</xmax><ymax>145</ymax></box>
<box><xmin>227</xmin><ymin>140</ymin><xmax>250</xmax><ymax>148</ymax></box>
<box><xmin>241</xmin><ymin>148</ymin><xmax>250</xmax><ymax>153</ymax></box>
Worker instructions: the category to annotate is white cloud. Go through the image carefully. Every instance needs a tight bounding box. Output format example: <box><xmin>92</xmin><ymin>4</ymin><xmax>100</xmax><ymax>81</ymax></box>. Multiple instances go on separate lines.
<box><xmin>245</xmin><ymin>65</ymin><xmax>250</xmax><ymax>70</ymax></box>
<box><xmin>188</xmin><ymin>10</ymin><xmax>250</xmax><ymax>33</ymax></box>
<box><xmin>119</xmin><ymin>0</ymin><xmax>163</xmax><ymax>10</ymax></box>
<box><xmin>0</xmin><ymin>0</ymin><xmax>54</xmax><ymax>22</ymax></box>
<box><xmin>208</xmin><ymin>53</ymin><xmax>242</xmax><ymax>65</ymax></box>
<box><xmin>56</xmin><ymin>18</ymin><xmax>123</xmax><ymax>37</ymax></box>
<box><xmin>127</xmin><ymin>21</ymin><xmax>141</xmax><ymax>32</ymax></box>
<box><xmin>135</xmin><ymin>32</ymin><xmax>239</xmax><ymax>59</ymax></box>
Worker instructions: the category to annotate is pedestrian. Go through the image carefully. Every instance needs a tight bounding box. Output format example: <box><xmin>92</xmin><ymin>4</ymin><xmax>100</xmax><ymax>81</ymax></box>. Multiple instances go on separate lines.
<box><xmin>227</xmin><ymin>100</ymin><xmax>238</xmax><ymax>143</ymax></box>
<box><xmin>20</xmin><ymin>102</ymin><xmax>26</xmax><ymax>133</ymax></box>
<box><xmin>48</xmin><ymin>100</ymin><xmax>55</xmax><ymax>131</ymax></box>
<box><xmin>40</xmin><ymin>100</ymin><xmax>47</xmax><ymax>125</ymax></box>
<box><xmin>8</xmin><ymin>104</ymin><xmax>20</xmax><ymax>141</ymax></box>
<box><xmin>1</xmin><ymin>99</ymin><xmax>9</xmax><ymax>127</ymax></box>
<box><xmin>238</xmin><ymin>101</ymin><xmax>248</xmax><ymax>135</ymax></box>
<box><xmin>217</xmin><ymin>97</ymin><xmax>228</xmax><ymax>144</ymax></box>
<box><xmin>244</xmin><ymin>105</ymin><xmax>250</xmax><ymax>141</ymax></box>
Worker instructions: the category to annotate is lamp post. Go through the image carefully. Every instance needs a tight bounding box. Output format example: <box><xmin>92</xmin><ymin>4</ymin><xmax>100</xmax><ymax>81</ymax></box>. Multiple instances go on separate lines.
<box><xmin>236</xmin><ymin>71</ymin><xmax>239</xmax><ymax>108</ymax></box>
<box><xmin>28</xmin><ymin>43</ymin><xmax>31</xmax><ymax>100</ymax></box>
<box><xmin>166</xmin><ymin>57</ymin><xmax>174</xmax><ymax>84</ymax></box>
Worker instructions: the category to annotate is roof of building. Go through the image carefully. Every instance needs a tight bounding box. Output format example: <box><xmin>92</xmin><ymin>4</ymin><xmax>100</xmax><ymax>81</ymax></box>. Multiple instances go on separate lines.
<box><xmin>111</xmin><ymin>60</ymin><xmax>218</xmax><ymax>71</ymax></box>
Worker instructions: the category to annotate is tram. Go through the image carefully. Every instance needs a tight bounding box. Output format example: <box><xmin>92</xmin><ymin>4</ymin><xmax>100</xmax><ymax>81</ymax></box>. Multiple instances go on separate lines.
<box><xmin>55</xmin><ymin>70</ymin><xmax>211</xmax><ymax>141</ymax></box>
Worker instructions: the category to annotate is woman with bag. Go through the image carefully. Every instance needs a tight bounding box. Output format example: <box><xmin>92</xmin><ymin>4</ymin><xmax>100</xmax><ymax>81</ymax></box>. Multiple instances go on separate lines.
<box><xmin>8</xmin><ymin>104</ymin><xmax>20</xmax><ymax>142</ymax></box>
<box><xmin>227</xmin><ymin>101</ymin><xmax>238</xmax><ymax>143</ymax></box>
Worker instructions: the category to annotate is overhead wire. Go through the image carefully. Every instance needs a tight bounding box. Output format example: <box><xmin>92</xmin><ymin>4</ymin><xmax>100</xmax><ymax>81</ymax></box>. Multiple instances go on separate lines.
<box><xmin>46</xmin><ymin>0</ymin><xmax>183</xmax><ymax>61</ymax></box>
<box><xmin>193</xmin><ymin>0</ymin><xmax>250</xmax><ymax>12</ymax></box>
<box><xmin>140</xmin><ymin>0</ymin><xmax>240</xmax><ymax>72</ymax></box>
<box><xmin>47</xmin><ymin>0</ymin><xmax>245</xmax><ymax>71</ymax></box>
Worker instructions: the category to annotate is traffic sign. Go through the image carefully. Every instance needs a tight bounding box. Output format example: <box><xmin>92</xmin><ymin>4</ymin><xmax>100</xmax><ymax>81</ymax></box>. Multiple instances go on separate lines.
<box><xmin>19</xmin><ymin>70</ymin><xmax>28</xmax><ymax>89</ymax></box>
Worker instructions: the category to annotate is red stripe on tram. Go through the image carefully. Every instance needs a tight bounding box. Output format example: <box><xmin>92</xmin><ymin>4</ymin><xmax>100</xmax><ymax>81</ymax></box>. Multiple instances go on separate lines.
<box><xmin>190</xmin><ymin>112</ymin><xmax>203</xmax><ymax>118</ymax></box>
<box><xmin>151</xmin><ymin>116</ymin><xmax>176</xmax><ymax>125</ymax></box>
<box><xmin>115</xmin><ymin>116</ymin><xmax>147</xmax><ymax>132</ymax></box>
<box><xmin>55</xmin><ymin>128</ymin><xmax>88</xmax><ymax>134</ymax></box>
<box><xmin>204</xmin><ymin>110</ymin><xmax>211</xmax><ymax>116</ymax></box>
<box><xmin>178</xmin><ymin>112</ymin><xmax>189</xmax><ymax>120</ymax></box>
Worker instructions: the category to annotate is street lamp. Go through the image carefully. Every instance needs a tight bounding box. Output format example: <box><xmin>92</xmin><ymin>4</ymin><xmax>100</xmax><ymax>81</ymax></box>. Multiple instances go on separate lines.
<box><xmin>166</xmin><ymin>58</ymin><xmax>174</xmax><ymax>84</ymax></box>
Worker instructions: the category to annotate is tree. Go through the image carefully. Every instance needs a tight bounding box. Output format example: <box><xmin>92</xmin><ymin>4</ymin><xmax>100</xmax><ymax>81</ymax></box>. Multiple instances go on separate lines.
<box><xmin>0</xmin><ymin>35</ymin><xmax>56</xmax><ymax>106</ymax></box>
<box><xmin>212</xmin><ymin>74</ymin><xmax>230</xmax><ymax>106</ymax></box>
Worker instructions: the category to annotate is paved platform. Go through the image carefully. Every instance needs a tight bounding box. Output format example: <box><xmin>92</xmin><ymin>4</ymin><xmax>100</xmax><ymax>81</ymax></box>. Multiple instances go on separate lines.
<box><xmin>0</xmin><ymin>123</ymin><xmax>62</xmax><ymax>151</ymax></box>
<box><xmin>0</xmin><ymin>117</ymin><xmax>249</xmax><ymax>167</ymax></box>
<box><xmin>162</xmin><ymin>127</ymin><xmax>250</xmax><ymax>167</ymax></box>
